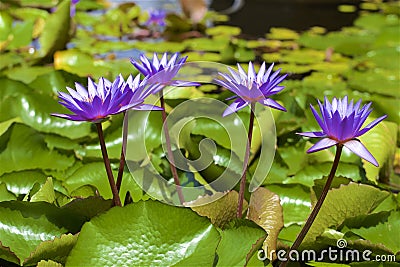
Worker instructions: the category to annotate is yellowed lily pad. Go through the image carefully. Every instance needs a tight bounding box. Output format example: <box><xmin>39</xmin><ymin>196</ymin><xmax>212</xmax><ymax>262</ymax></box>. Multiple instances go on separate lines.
<box><xmin>247</xmin><ymin>187</ymin><xmax>284</xmax><ymax>260</ymax></box>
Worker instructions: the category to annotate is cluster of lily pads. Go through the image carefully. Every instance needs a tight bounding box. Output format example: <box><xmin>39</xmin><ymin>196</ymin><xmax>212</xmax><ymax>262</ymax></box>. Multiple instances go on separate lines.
<box><xmin>0</xmin><ymin>0</ymin><xmax>399</xmax><ymax>266</ymax></box>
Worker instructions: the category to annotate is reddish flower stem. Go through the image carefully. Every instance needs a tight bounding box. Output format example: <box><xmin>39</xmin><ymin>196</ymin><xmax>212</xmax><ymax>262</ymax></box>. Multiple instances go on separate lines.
<box><xmin>237</xmin><ymin>103</ymin><xmax>256</xmax><ymax>218</ymax></box>
<box><xmin>159</xmin><ymin>91</ymin><xmax>185</xmax><ymax>204</ymax></box>
<box><xmin>279</xmin><ymin>144</ymin><xmax>343</xmax><ymax>267</ymax></box>
<box><xmin>116</xmin><ymin>111</ymin><xmax>128</xmax><ymax>192</ymax></box>
<box><xmin>95</xmin><ymin>123</ymin><xmax>122</xmax><ymax>207</ymax></box>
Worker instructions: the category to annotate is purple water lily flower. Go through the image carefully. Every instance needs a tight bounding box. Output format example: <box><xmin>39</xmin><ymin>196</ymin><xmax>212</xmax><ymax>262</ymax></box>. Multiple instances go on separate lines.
<box><xmin>145</xmin><ymin>9</ymin><xmax>167</xmax><ymax>27</ymax></box>
<box><xmin>130</xmin><ymin>52</ymin><xmax>199</xmax><ymax>89</ymax></box>
<box><xmin>298</xmin><ymin>96</ymin><xmax>387</xmax><ymax>166</ymax></box>
<box><xmin>52</xmin><ymin>74</ymin><xmax>161</xmax><ymax>122</ymax></box>
<box><xmin>215</xmin><ymin>61</ymin><xmax>288</xmax><ymax>117</ymax></box>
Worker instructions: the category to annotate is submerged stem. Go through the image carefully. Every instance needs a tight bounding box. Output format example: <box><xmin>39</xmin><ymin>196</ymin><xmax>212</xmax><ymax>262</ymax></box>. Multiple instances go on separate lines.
<box><xmin>237</xmin><ymin>103</ymin><xmax>255</xmax><ymax>218</ymax></box>
<box><xmin>95</xmin><ymin>123</ymin><xmax>122</xmax><ymax>207</ymax></box>
<box><xmin>116</xmin><ymin>111</ymin><xmax>128</xmax><ymax>192</ymax></box>
<box><xmin>279</xmin><ymin>144</ymin><xmax>343</xmax><ymax>267</ymax></box>
<box><xmin>159</xmin><ymin>91</ymin><xmax>185</xmax><ymax>204</ymax></box>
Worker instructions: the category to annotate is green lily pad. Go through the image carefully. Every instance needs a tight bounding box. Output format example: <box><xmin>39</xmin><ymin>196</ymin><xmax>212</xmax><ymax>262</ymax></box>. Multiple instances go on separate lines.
<box><xmin>348</xmin><ymin>69</ymin><xmax>400</xmax><ymax>98</ymax></box>
<box><xmin>191</xmin><ymin>190</ymin><xmax>245</xmax><ymax>229</ymax></box>
<box><xmin>206</xmin><ymin>25</ymin><xmax>241</xmax><ymax>36</ymax></box>
<box><xmin>7</xmin><ymin>19</ymin><xmax>34</xmax><ymax>50</ymax></box>
<box><xmin>355</xmin><ymin>13</ymin><xmax>399</xmax><ymax>32</ymax></box>
<box><xmin>358</xmin><ymin>119</ymin><xmax>397</xmax><ymax>183</ymax></box>
<box><xmin>63</xmin><ymin>162</ymin><xmax>115</xmax><ymax>198</ymax></box>
<box><xmin>30</xmin><ymin>177</ymin><xmax>56</xmax><ymax>204</ymax></box>
<box><xmin>36</xmin><ymin>0</ymin><xmax>70</xmax><ymax>59</ymax></box>
<box><xmin>184</xmin><ymin>38</ymin><xmax>229</xmax><ymax>52</ymax></box>
<box><xmin>0</xmin><ymin>197</ymin><xmax>113</xmax><ymax>233</ymax></box>
<box><xmin>266</xmin><ymin>184</ymin><xmax>311</xmax><ymax>227</ymax></box>
<box><xmin>0</xmin><ymin>11</ymin><xmax>13</xmax><ymax>41</ymax></box>
<box><xmin>216</xmin><ymin>220</ymin><xmax>266</xmax><ymax>267</ymax></box>
<box><xmin>0</xmin><ymin>123</ymin><xmax>74</xmax><ymax>176</ymax></box>
<box><xmin>299</xmin><ymin>31</ymin><xmax>373</xmax><ymax>56</ymax></box>
<box><xmin>23</xmin><ymin>234</ymin><xmax>78</xmax><ymax>266</ymax></box>
<box><xmin>0</xmin><ymin>183</ymin><xmax>16</xmax><ymax>201</ymax></box>
<box><xmin>28</xmin><ymin>70</ymin><xmax>68</xmax><ymax>95</ymax></box>
<box><xmin>287</xmin><ymin>162</ymin><xmax>361</xmax><ymax>187</ymax></box>
<box><xmin>66</xmin><ymin>200</ymin><xmax>220</xmax><ymax>266</ymax></box>
<box><xmin>0</xmin><ymin>206</ymin><xmax>67</xmax><ymax>265</ymax></box>
<box><xmin>0</xmin><ymin>78</ymin><xmax>91</xmax><ymax>139</ymax></box>
<box><xmin>10</xmin><ymin>7</ymin><xmax>49</xmax><ymax>21</ymax></box>
<box><xmin>266</xmin><ymin>27</ymin><xmax>299</xmax><ymax>40</ymax></box>
<box><xmin>247</xmin><ymin>187</ymin><xmax>284</xmax><ymax>261</ymax></box>
<box><xmin>4</xmin><ymin>66</ymin><xmax>54</xmax><ymax>84</ymax></box>
<box><xmin>183</xmin><ymin>51</ymin><xmax>222</xmax><ymax>62</ymax></box>
<box><xmin>302</xmin><ymin>183</ymin><xmax>389</xmax><ymax>247</ymax></box>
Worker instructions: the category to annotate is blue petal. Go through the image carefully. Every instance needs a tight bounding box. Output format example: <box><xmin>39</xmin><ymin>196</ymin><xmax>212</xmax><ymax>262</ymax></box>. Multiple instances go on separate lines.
<box><xmin>343</xmin><ymin>140</ymin><xmax>379</xmax><ymax>167</ymax></box>
<box><xmin>222</xmin><ymin>99</ymin><xmax>248</xmax><ymax>117</ymax></box>
<box><xmin>310</xmin><ymin>104</ymin><xmax>327</xmax><ymax>133</ymax></box>
<box><xmin>307</xmin><ymin>138</ymin><xmax>338</xmax><ymax>153</ymax></box>
<box><xmin>259</xmin><ymin>98</ymin><xmax>286</xmax><ymax>112</ymax></box>
<box><xmin>297</xmin><ymin>131</ymin><xmax>327</xmax><ymax>138</ymax></box>
<box><xmin>356</xmin><ymin>114</ymin><xmax>387</xmax><ymax>137</ymax></box>
<box><xmin>51</xmin><ymin>113</ymin><xmax>86</xmax><ymax>121</ymax></box>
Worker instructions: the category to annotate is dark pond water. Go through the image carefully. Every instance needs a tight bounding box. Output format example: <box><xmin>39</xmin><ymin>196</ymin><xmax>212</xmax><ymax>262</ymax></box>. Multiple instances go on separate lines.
<box><xmin>129</xmin><ymin>0</ymin><xmax>362</xmax><ymax>37</ymax></box>
<box><xmin>210</xmin><ymin>0</ymin><xmax>361</xmax><ymax>37</ymax></box>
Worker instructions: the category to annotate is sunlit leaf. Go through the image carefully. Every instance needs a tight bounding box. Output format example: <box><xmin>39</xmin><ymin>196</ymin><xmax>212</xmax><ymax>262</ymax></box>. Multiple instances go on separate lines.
<box><xmin>191</xmin><ymin>190</ymin><xmax>246</xmax><ymax>228</ymax></box>
<box><xmin>0</xmin><ymin>206</ymin><xmax>67</xmax><ymax>265</ymax></box>
<box><xmin>302</xmin><ymin>183</ymin><xmax>389</xmax><ymax>247</ymax></box>
<box><xmin>216</xmin><ymin>220</ymin><xmax>266</xmax><ymax>267</ymax></box>
<box><xmin>359</xmin><ymin>119</ymin><xmax>397</xmax><ymax>183</ymax></box>
<box><xmin>0</xmin><ymin>78</ymin><xmax>91</xmax><ymax>139</ymax></box>
<box><xmin>247</xmin><ymin>187</ymin><xmax>284</xmax><ymax>260</ymax></box>
<box><xmin>37</xmin><ymin>0</ymin><xmax>71</xmax><ymax>59</ymax></box>
<box><xmin>0</xmin><ymin>124</ymin><xmax>74</xmax><ymax>176</ymax></box>
<box><xmin>24</xmin><ymin>234</ymin><xmax>78</xmax><ymax>266</ymax></box>
<box><xmin>0</xmin><ymin>183</ymin><xmax>16</xmax><ymax>201</ymax></box>
<box><xmin>66</xmin><ymin>200</ymin><xmax>220</xmax><ymax>266</ymax></box>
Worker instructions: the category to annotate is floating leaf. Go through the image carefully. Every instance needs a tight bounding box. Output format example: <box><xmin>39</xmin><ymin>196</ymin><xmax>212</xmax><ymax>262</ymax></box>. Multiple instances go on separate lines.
<box><xmin>247</xmin><ymin>187</ymin><xmax>284</xmax><ymax>260</ymax></box>
<box><xmin>358</xmin><ymin>119</ymin><xmax>397</xmax><ymax>183</ymax></box>
<box><xmin>63</xmin><ymin>162</ymin><xmax>114</xmax><ymax>198</ymax></box>
<box><xmin>288</xmin><ymin>162</ymin><xmax>361</xmax><ymax>187</ymax></box>
<box><xmin>206</xmin><ymin>25</ymin><xmax>241</xmax><ymax>36</ymax></box>
<box><xmin>0</xmin><ymin>170</ymin><xmax>47</xmax><ymax>195</ymax></box>
<box><xmin>0</xmin><ymin>78</ymin><xmax>91</xmax><ymax>139</ymax></box>
<box><xmin>7</xmin><ymin>20</ymin><xmax>34</xmax><ymax>50</ymax></box>
<box><xmin>24</xmin><ymin>234</ymin><xmax>78</xmax><ymax>266</ymax></box>
<box><xmin>0</xmin><ymin>124</ymin><xmax>74</xmax><ymax>176</ymax></box>
<box><xmin>4</xmin><ymin>66</ymin><xmax>54</xmax><ymax>84</ymax></box>
<box><xmin>37</xmin><ymin>0</ymin><xmax>71</xmax><ymax>59</ymax></box>
<box><xmin>0</xmin><ymin>197</ymin><xmax>113</xmax><ymax>233</ymax></box>
<box><xmin>0</xmin><ymin>183</ymin><xmax>16</xmax><ymax>201</ymax></box>
<box><xmin>0</xmin><ymin>241</ymin><xmax>19</xmax><ymax>265</ymax></box>
<box><xmin>267</xmin><ymin>27</ymin><xmax>299</xmax><ymax>40</ymax></box>
<box><xmin>350</xmin><ymin>211</ymin><xmax>400</xmax><ymax>254</ymax></box>
<box><xmin>0</xmin><ymin>206</ymin><xmax>67</xmax><ymax>264</ymax></box>
<box><xmin>66</xmin><ymin>200</ymin><xmax>220</xmax><ymax>266</ymax></box>
<box><xmin>191</xmin><ymin>190</ymin><xmax>247</xmax><ymax>228</ymax></box>
<box><xmin>216</xmin><ymin>220</ymin><xmax>266</xmax><ymax>267</ymax></box>
<box><xmin>302</xmin><ymin>183</ymin><xmax>389</xmax><ymax>247</ymax></box>
<box><xmin>30</xmin><ymin>177</ymin><xmax>56</xmax><ymax>204</ymax></box>
<box><xmin>348</xmin><ymin>69</ymin><xmax>400</xmax><ymax>98</ymax></box>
